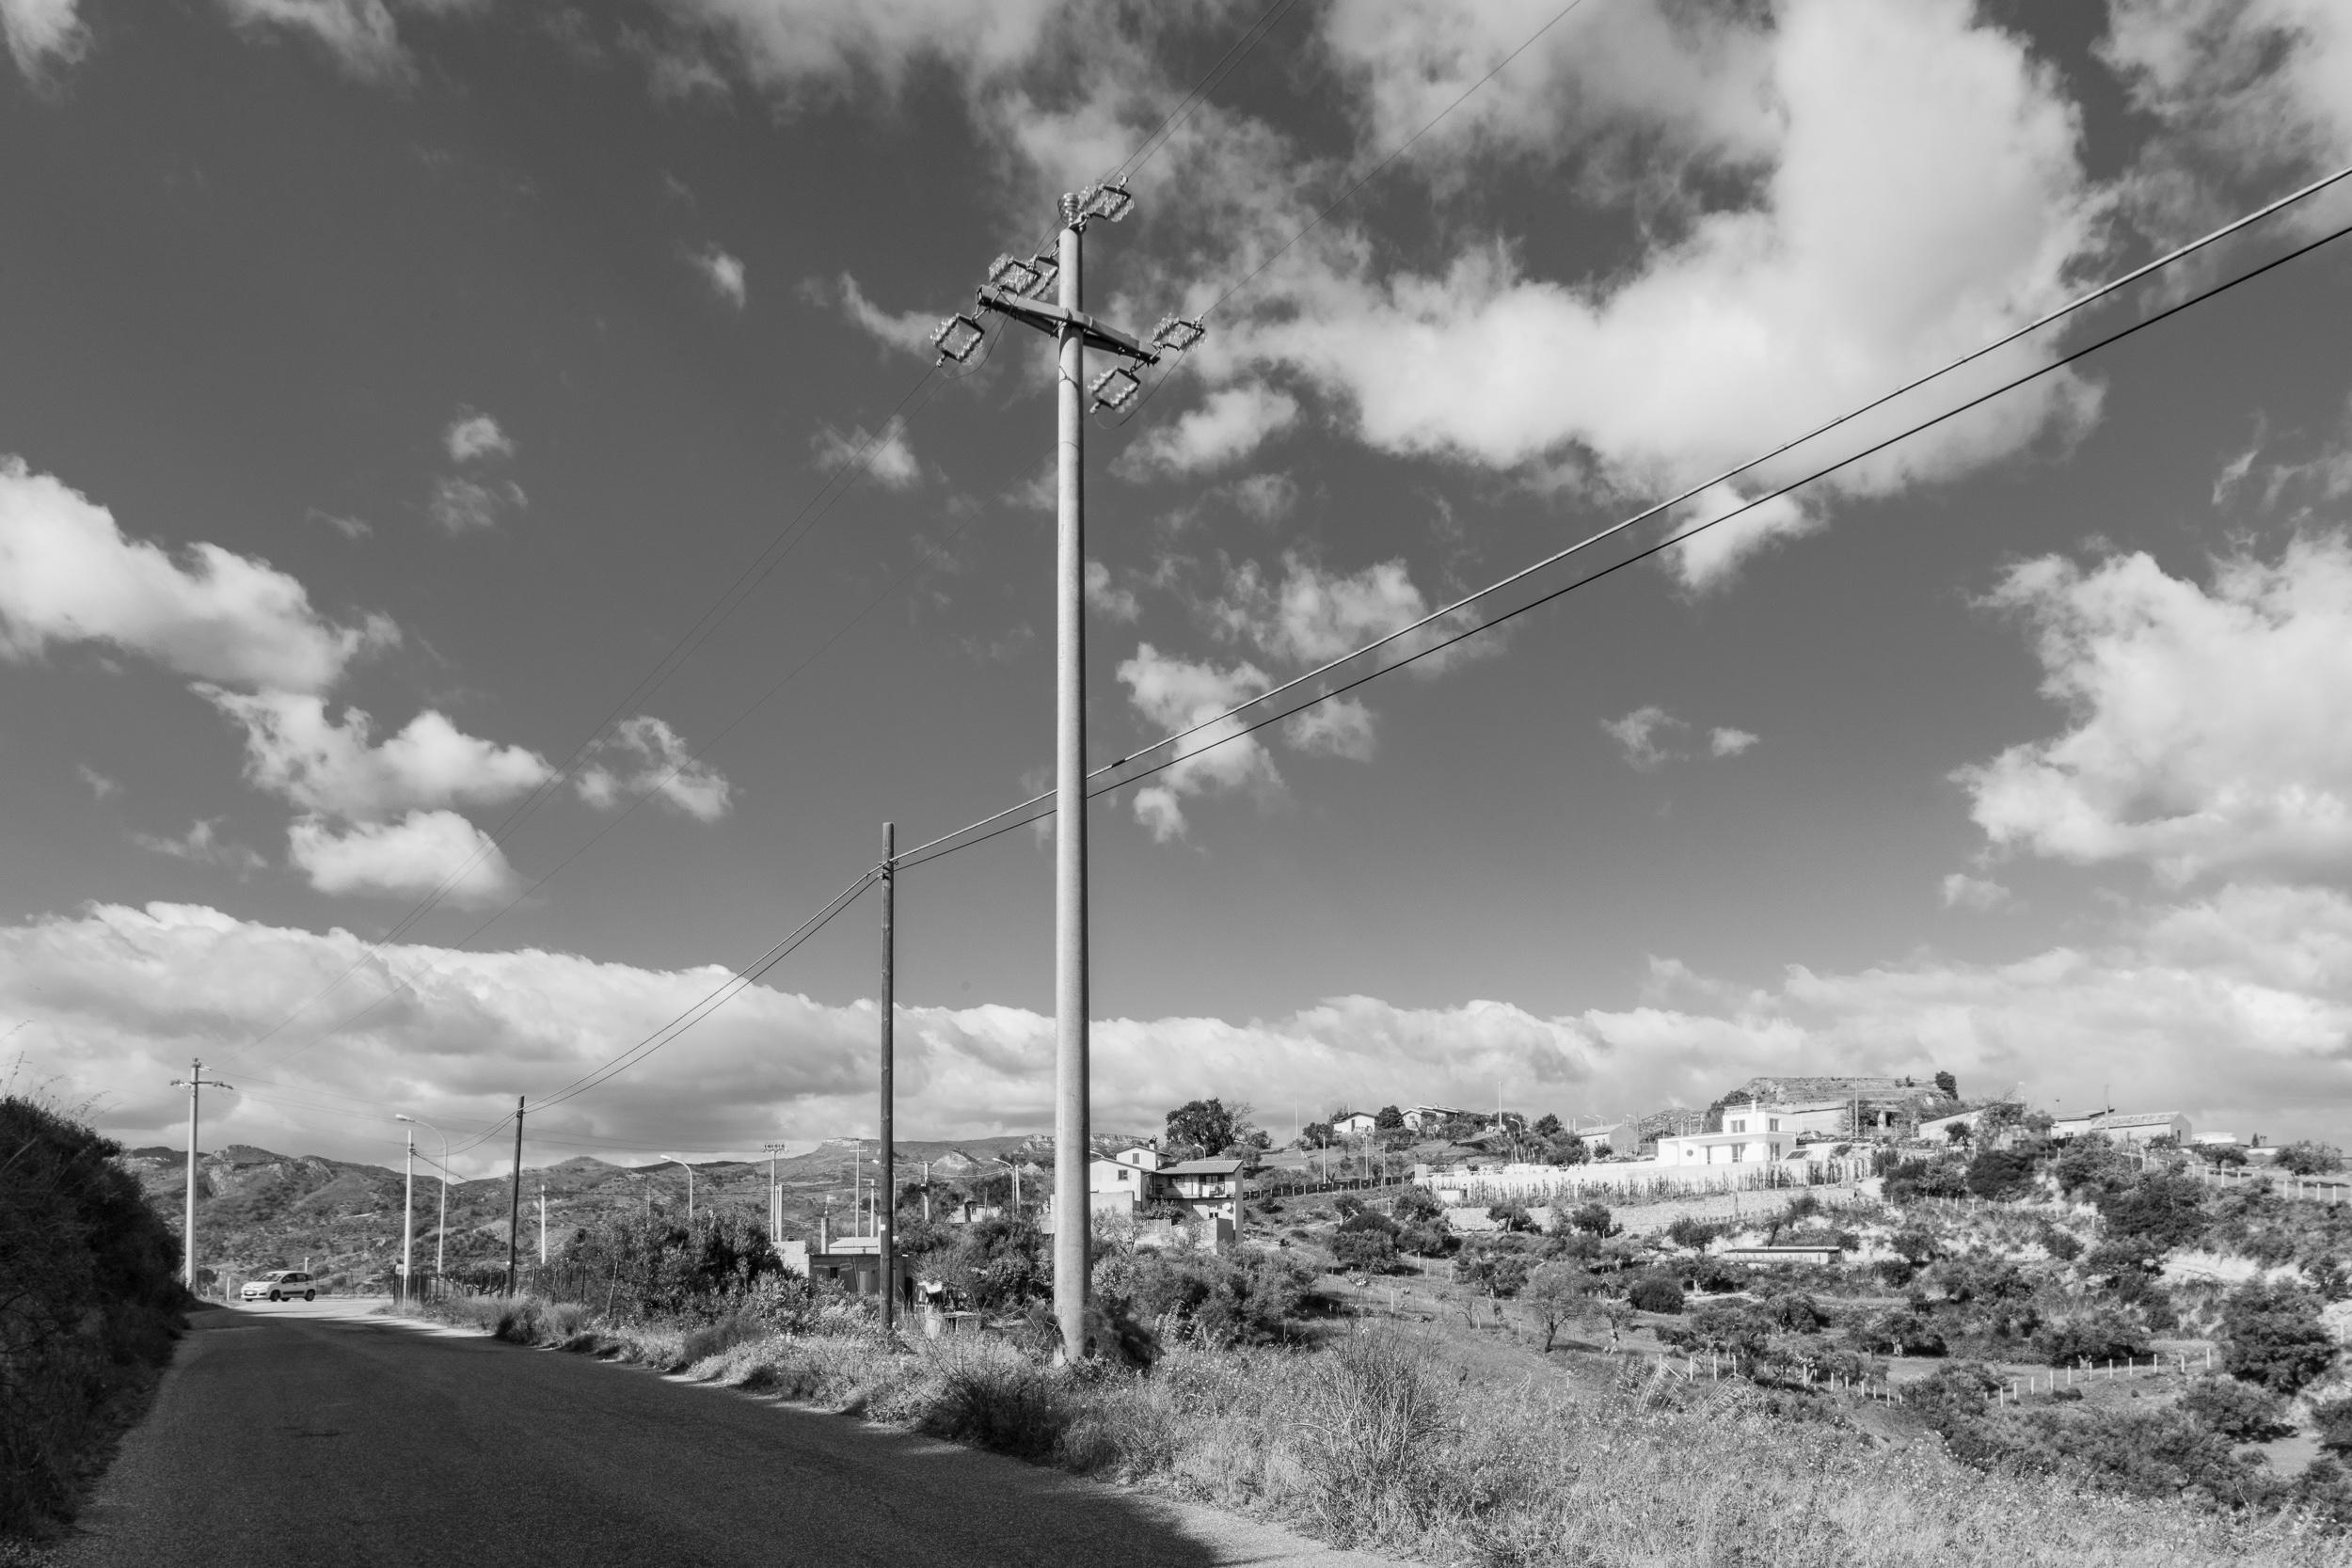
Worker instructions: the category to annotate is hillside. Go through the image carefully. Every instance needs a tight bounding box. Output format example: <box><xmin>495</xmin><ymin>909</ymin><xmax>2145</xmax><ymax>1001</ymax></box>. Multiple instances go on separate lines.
<box><xmin>119</xmin><ymin>1132</ymin><xmax>1071</xmax><ymax>1290</ymax></box>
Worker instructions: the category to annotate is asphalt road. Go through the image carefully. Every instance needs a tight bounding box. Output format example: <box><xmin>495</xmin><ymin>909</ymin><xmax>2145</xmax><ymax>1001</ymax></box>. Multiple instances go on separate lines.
<box><xmin>59</xmin><ymin>1303</ymin><xmax>1399</xmax><ymax>1568</ymax></box>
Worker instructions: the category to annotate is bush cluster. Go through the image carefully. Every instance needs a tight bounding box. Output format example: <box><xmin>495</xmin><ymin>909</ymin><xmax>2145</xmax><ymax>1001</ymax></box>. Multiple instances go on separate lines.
<box><xmin>1</xmin><ymin>1095</ymin><xmax>187</xmax><ymax>1537</ymax></box>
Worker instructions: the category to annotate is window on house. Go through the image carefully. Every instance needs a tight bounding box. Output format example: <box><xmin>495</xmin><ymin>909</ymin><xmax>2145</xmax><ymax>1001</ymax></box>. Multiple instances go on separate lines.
<box><xmin>1731</xmin><ymin>1145</ymin><xmax>1744</xmax><ymax>1162</ymax></box>
<box><xmin>1730</xmin><ymin>1118</ymin><xmax>1745</xmax><ymax>1132</ymax></box>
<box><xmin>1769</xmin><ymin>1118</ymin><xmax>1781</xmax><ymax>1132</ymax></box>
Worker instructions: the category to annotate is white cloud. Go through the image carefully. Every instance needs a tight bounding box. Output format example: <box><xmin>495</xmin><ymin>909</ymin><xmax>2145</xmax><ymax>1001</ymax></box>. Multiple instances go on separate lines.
<box><xmin>1085</xmin><ymin>561</ymin><xmax>1139</xmax><ymax>623</ymax></box>
<box><xmin>1961</xmin><ymin>534</ymin><xmax>2352</xmax><ymax>882</ymax></box>
<box><xmin>812</xmin><ymin>417</ymin><xmax>920</xmax><ymax>489</ymax></box>
<box><xmin>2102</xmin><ymin>0</ymin><xmax>2352</xmax><ymax>194</ymax></box>
<box><xmin>216</xmin><ymin>0</ymin><xmax>409</xmax><ymax>82</ymax></box>
<box><xmin>310</xmin><ymin>509</ymin><xmax>373</xmax><ymax>541</ymax></box>
<box><xmin>1116</xmin><ymin>384</ymin><xmax>1299</xmax><ymax>480</ymax></box>
<box><xmin>28</xmin><ymin>880</ymin><xmax>2352</xmax><ymax>1164</ymax></box>
<box><xmin>0</xmin><ymin>456</ymin><xmax>389</xmax><ymax>693</ymax></box>
<box><xmin>2</xmin><ymin>0</ymin><xmax>87</xmax><ymax>75</ymax></box>
<box><xmin>132</xmin><ymin>819</ymin><xmax>267</xmax><ymax>874</ymax></box>
<box><xmin>1209</xmin><ymin>554</ymin><xmax>1428</xmax><ymax>667</ymax></box>
<box><xmin>1604</xmin><ymin>705</ymin><xmax>1681</xmax><ymax>770</ymax></box>
<box><xmin>575</xmin><ymin>716</ymin><xmax>732</xmax><ymax>823</ymax></box>
<box><xmin>823</xmin><ymin>273</ymin><xmax>940</xmax><ymax>358</ymax></box>
<box><xmin>1280</xmin><ymin>697</ymin><xmax>1378</xmax><ymax>762</ymax></box>
<box><xmin>287</xmin><ymin>809</ymin><xmax>519</xmax><ymax>903</ymax></box>
<box><xmin>199</xmin><ymin>689</ymin><xmax>551</xmax><ymax>820</ymax></box>
<box><xmin>657</xmin><ymin>0</ymin><xmax>1058</xmax><ymax>102</ymax></box>
<box><xmin>1604</xmin><ymin>706</ymin><xmax>1757</xmax><ymax>768</ymax></box>
<box><xmin>1666</xmin><ymin>485</ymin><xmax>1822</xmax><ymax>594</ymax></box>
<box><xmin>1227</xmin><ymin>0</ymin><xmax>2102</xmax><ymax>518</ymax></box>
<box><xmin>689</xmin><ymin>245</ymin><xmax>748</xmax><ymax>308</ymax></box>
<box><xmin>1115</xmin><ymin>643</ymin><xmax>1278</xmax><ymax>842</ymax></box>
<box><xmin>428</xmin><ymin>476</ymin><xmax>526</xmax><ymax>533</ymax></box>
<box><xmin>1941</xmin><ymin>872</ymin><xmax>2012</xmax><ymax>912</ymax></box>
<box><xmin>443</xmin><ymin>409</ymin><xmax>514</xmax><ymax>464</ymax></box>
<box><xmin>75</xmin><ymin>764</ymin><xmax>119</xmax><ymax>800</ymax></box>
<box><xmin>1708</xmin><ymin>727</ymin><xmax>1759</xmax><ymax>758</ymax></box>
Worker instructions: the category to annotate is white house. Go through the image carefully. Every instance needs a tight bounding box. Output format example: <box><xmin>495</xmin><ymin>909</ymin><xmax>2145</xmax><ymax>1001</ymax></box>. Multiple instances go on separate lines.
<box><xmin>1655</xmin><ymin>1107</ymin><xmax>1799</xmax><ymax>1166</ymax></box>
<box><xmin>1331</xmin><ymin>1112</ymin><xmax>1379</xmax><ymax>1139</ymax></box>
<box><xmin>1402</xmin><ymin>1105</ymin><xmax>1482</xmax><ymax>1133</ymax></box>
<box><xmin>2052</xmin><ymin>1111</ymin><xmax>2192</xmax><ymax>1147</ymax></box>
<box><xmin>1574</xmin><ymin>1121</ymin><xmax>1639</xmax><ymax>1157</ymax></box>
<box><xmin>1087</xmin><ymin>1145</ymin><xmax>1161</xmax><ymax>1216</ymax></box>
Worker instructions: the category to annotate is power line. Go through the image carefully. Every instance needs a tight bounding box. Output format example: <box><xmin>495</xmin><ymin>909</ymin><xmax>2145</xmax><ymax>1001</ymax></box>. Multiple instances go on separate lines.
<box><xmin>216</xmin><ymin>0</ymin><xmax>1315</xmax><ymax>1086</ymax></box>
<box><xmin>897</xmin><ymin>166</ymin><xmax>2352</xmax><ymax>868</ymax></box>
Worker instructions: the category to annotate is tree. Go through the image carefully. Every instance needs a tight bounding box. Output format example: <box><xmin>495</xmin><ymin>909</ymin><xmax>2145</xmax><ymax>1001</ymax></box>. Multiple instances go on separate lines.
<box><xmin>2280</xmin><ymin>1142</ymin><xmax>2344</xmax><ymax>1177</ymax></box>
<box><xmin>2222</xmin><ymin>1281</ymin><xmax>2337</xmax><ymax>1394</ymax></box>
<box><xmin>1391</xmin><ymin>1185</ymin><xmax>1443</xmax><ymax>1224</ymax></box>
<box><xmin>1332</xmin><ymin>1227</ymin><xmax>1398</xmax><ymax>1275</ymax></box>
<box><xmin>1524</xmin><ymin>1261</ymin><xmax>1596</xmax><ymax>1351</ymax></box>
<box><xmin>1166</xmin><ymin>1099</ymin><xmax>1241</xmax><ymax>1158</ymax></box>
<box><xmin>1374</xmin><ymin>1104</ymin><xmax>1404</xmax><ymax>1131</ymax></box>
<box><xmin>1299</xmin><ymin>1120</ymin><xmax>1336</xmax><ymax>1150</ymax></box>
<box><xmin>1532</xmin><ymin>1112</ymin><xmax>1563</xmax><ymax>1136</ymax></box>
<box><xmin>1933</xmin><ymin>1070</ymin><xmax>1959</xmax><ymax>1100</ymax></box>
<box><xmin>1565</xmin><ymin>1201</ymin><xmax>1619</xmax><ymax>1238</ymax></box>
<box><xmin>1943</xmin><ymin>1120</ymin><xmax>1973</xmax><ymax>1146</ymax></box>
<box><xmin>1439</xmin><ymin>1113</ymin><xmax>1486</xmax><ymax>1143</ymax></box>
<box><xmin>1628</xmin><ymin>1273</ymin><xmax>1685</xmax><ymax>1314</ymax></box>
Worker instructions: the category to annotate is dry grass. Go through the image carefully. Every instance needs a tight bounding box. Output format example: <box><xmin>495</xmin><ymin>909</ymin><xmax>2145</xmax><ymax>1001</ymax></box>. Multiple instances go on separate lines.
<box><xmin>397</xmin><ymin>1295</ymin><xmax>2347</xmax><ymax>1566</ymax></box>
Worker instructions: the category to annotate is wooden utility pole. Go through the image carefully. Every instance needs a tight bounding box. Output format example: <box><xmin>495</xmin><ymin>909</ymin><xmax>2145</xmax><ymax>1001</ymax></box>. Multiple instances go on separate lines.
<box><xmin>505</xmin><ymin>1096</ymin><xmax>524</xmax><ymax>1295</ymax></box>
<box><xmin>879</xmin><ymin>821</ymin><xmax>897</xmax><ymax>1335</ymax></box>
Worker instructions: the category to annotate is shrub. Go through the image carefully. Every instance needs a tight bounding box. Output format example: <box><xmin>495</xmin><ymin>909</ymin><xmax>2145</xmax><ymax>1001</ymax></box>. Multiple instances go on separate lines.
<box><xmin>1628</xmin><ymin>1273</ymin><xmax>1685</xmax><ymax>1314</ymax></box>
<box><xmin>678</xmin><ymin>1307</ymin><xmax>771</xmax><ymax>1368</ymax></box>
<box><xmin>0</xmin><ymin>1095</ymin><xmax>187</xmax><ymax>1537</ymax></box>
<box><xmin>1965</xmin><ymin>1148</ymin><xmax>2037</xmax><ymax>1200</ymax></box>
<box><xmin>1883</xmin><ymin>1159</ymin><xmax>1967</xmax><ymax>1203</ymax></box>
<box><xmin>1689</xmin><ymin>1257</ymin><xmax>1750</xmax><ymax>1294</ymax></box>
<box><xmin>1390</xmin><ymin>1186</ymin><xmax>1443</xmax><ymax>1224</ymax></box>
<box><xmin>1875</xmin><ymin>1259</ymin><xmax>1916</xmax><ymax>1288</ymax></box>
<box><xmin>2181</xmin><ymin>1377</ymin><xmax>2291</xmax><ymax>1442</ymax></box>
<box><xmin>2219</xmin><ymin>1281</ymin><xmax>2336</xmax><ymax>1394</ymax></box>
<box><xmin>2054</xmin><ymin>1134</ymin><xmax>2138</xmax><ymax>1199</ymax></box>
<box><xmin>1123</xmin><ymin>1246</ymin><xmax>1308</xmax><ymax>1345</ymax></box>
<box><xmin>1486</xmin><ymin>1203</ymin><xmax>1540</xmax><ymax>1234</ymax></box>
<box><xmin>2312</xmin><ymin>1396</ymin><xmax>2352</xmax><ymax>1456</ymax></box>
<box><xmin>1858</xmin><ymin>1307</ymin><xmax>1946</xmax><ymax>1357</ymax></box>
<box><xmin>2099</xmin><ymin>1174</ymin><xmax>2207</xmax><ymax>1249</ymax></box>
<box><xmin>1455</xmin><ymin>1246</ymin><xmax>1536</xmax><ymax>1298</ymax></box>
<box><xmin>1287</xmin><ymin>1332</ymin><xmax>1448</xmax><ymax>1531</ymax></box>
<box><xmin>1665</xmin><ymin>1214</ymin><xmax>1725</xmax><ymax>1250</ymax></box>
<box><xmin>1761</xmin><ymin>1292</ymin><xmax>1828</xmax><ymax>1333</ymax></box>
<box><xmin>1889</xmin><ymin>1229</ymin><xmax>1939</xmax><ymax>1266</ymax></box>
<box><xmin>2040</xmin><ymin>1227</ymin><xmax>2084</xmax><ymax>1262</ymax></box>
<box><xmin>2035</xmin><ymin>1309</ymin><xmax>2152</xmax><ymax>1369</ymax></box>
<box><xmin>920</xmin><ymin>1343</ymin><xmax>1075</xmax><ymax>1459</ymax></box>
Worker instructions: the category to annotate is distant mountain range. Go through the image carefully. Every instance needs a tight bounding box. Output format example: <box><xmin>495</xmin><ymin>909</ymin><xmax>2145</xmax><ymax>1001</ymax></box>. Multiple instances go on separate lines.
<box><xmin>118</xmin><ymin>1132</ymin><xmax>1073</xmax><ymax>1289</ymax></box>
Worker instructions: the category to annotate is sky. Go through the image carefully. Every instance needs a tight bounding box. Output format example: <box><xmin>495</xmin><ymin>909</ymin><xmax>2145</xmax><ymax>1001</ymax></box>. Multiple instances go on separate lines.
<box><xmin>5</xmin><ymin>0</ymin><xmax>2352</xmax><ymax>1174</ymax></box>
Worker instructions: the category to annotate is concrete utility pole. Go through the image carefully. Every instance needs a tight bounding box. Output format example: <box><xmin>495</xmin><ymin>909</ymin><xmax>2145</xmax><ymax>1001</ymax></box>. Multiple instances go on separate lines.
<box><xmin>505</xmin><ymin>1096</ymin><xmax>524</xmax><ymax>1296</ymax></box>
<box><xmin>168</xmin><ymin>1059</ymin><xmax>233</xmax><ymax>1293</ymax></box>
<box><xmin>402</xmin><ymin>1128</ymin><xmax>415</xmax><ymax>1306</ymax></box>
<box><xmin>539</xmin><ymin>1186</ymin><xmax>548</xmax><ymax>1265</ymax></box>
<box><xmin>946</xmin><ymin>179</ymin><xmax>1198</xmax><ymax>1361</ymax></box>
<box><xmin>665</xmin><ymin>1156</ymin><xmax>694</xmax><ymax>1224</ymax></box>
<box><xmin>879</xmin><ymin>821</ymin><xmax>897</xmax><ymax>1335</ymax></box>
<box><xmin>763</xmin><ymin>1140</ymin><xmax>791</xmax><ymax>1244</ymax></box>
<box><xmin>398</xmin><ymin>1115</ymin><xmax>451</xmax><ymax>1279</ymax></box>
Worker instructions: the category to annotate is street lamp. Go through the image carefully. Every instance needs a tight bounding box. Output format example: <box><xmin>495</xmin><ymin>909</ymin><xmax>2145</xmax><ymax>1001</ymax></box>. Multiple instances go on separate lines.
<box><xmin>395</xmin><ymin>1115</ymin><xmax>451</xmax><ymax>1278</ymax></box>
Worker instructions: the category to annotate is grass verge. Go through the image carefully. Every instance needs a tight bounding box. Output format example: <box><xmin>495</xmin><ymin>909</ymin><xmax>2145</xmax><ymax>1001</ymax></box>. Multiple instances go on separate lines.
<box><xmin>396</xmin><ymin>1294</ymin><xmax>2347</xmax><ymax>1566</ymax></box>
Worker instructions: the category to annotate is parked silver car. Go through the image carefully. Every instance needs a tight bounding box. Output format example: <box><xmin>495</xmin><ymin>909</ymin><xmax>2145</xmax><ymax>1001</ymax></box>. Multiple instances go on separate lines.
<box><xmin>241</xmin><ymin>1271</ymin><xmax>319</xmax><ymax>1303</ymax></box>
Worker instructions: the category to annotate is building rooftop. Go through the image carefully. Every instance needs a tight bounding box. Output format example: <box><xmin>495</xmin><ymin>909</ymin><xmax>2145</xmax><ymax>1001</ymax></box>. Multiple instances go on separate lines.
<box><xmin>2057</xmin><ymin>1110</ymin><xmax>2185</xmax><ymax>1128</ymax></box>
<box><xmin>1156</xmin><ymin>1158</ymin><xmax>1248</xmax><ymax>1175</ymax></box>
